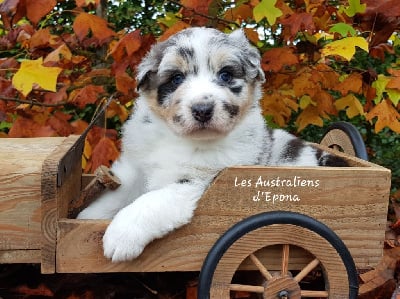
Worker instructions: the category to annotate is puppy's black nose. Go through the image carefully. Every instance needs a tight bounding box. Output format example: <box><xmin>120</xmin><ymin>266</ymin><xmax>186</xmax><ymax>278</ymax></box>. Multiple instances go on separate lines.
<box><xmin>191</xmin><ymin>103</ymin><xmax>214</xmax><ymax>123</ymax></box>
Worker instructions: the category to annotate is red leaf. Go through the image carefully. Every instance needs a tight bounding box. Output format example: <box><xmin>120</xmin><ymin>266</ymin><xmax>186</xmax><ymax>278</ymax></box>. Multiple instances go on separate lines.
<box><xmin>8</xmin><ymin>116</ymin><xmax>57</xmax><ymax>137</ymax></box>
<box><xmin>0</xmin><ymin>0</ymin><xmax>23</xmax><ymax>29</ymax></box>
<box><xmin>43</xmin><ymin>86</ymin><xmax>68</xmax><ymax>105</ymax></box>
<box><xmin>261</xmin><ymin>47</ymin><xmax>298</xmax><ymax>72</ymax></box>
<box><xmin>71</xmin><ymin>119</ymin><xmax>89</xmax><ymax>135</ymax></box>
<box><xmin>90</xmin><ymin>137</ymin><xmax>120</xmax><ymax>172</ymax></box>
<box><xmin>115</xmin><ymin>72</ymin><xmax>137</xmax><ymax>97</ymax></box>
<box><xmin>75</xmin><ymin>0</ymin><xmax>100</xmax><ymax>8</ymax></box>
<box><xmin>281</xmin><ymin>12</ymin><xmax>315</xmax><ymax>41</ymax></box>
<box><xmin>109</xmin><ymin>30</ymin><xmax>142</xmax><ymax>63</ymax></box>
<box><xmin>47</xmin><ymin>111</ymin><xmax>73</xmax><ymax>136</ymax></box>
<box><xmin>69</xmin><ymin>85</ymin><xmax>105</xmax><ymax>109</ymax></box>
<box><xmin>13</xmin><ymin>283</ymin><xmax>53</xmax><ymax>297</ymax></box>
<box><xmin>26</xmin><ymin>0</ymin><xmax>56</xmax><ymax>25</ymax></box>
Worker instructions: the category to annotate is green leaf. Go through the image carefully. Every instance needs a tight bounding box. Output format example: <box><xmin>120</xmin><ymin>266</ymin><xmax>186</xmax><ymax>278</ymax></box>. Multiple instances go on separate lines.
<box><xmin>372</xmin><ymin>75</ymin><xmax>391</xmax><ymax>104</ymax></box>
<box><xmin>387</xmin><ymin>89</ymin><xmax>400</xmax><ymax>106</ymax></box>
<box><xmin>253</xmin><ymin>0</ymin><xmax>283</xmax><ymax>25</ymax></box>
<box><xmin>329</xmin><ymin>23</ymin><xmax>356</xmax><ymax>37</ymax></box>
<box><xmin>158</xmin><ymin>12</ymin><xmax>179</xmax><ymax>28</ymax></box>
<box><xmin>343</xmin><ymin>0</ymin><xmax>366</xmax><ymax>17</ymax></box>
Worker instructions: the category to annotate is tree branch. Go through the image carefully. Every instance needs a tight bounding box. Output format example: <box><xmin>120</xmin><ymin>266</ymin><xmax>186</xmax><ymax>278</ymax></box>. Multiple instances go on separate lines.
<box><xmin>0</xmin><ymin>96</ymin><xmax>68</xmax><ymax>107</ymax></box>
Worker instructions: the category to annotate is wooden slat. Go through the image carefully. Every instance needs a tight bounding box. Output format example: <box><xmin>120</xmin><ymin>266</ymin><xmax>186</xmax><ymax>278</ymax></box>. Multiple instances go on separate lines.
<box><xmin>0</xmin><ymin>250</ymin><xmax>41</xmax><ymax>263</ymax></box>
<box><xmin>57</xmin><ymin>162</ymin><xmax>390</xmax><ymax>273</ymax></box>
<box><xmin>41</xmin><ymin>135</ymin><xmax>81</xmax><ymax>274</ymax></box>
<box><xmin>0</xmin><ymin>138</ymin><xmax>67</xmax><ymax>251</ymax></box>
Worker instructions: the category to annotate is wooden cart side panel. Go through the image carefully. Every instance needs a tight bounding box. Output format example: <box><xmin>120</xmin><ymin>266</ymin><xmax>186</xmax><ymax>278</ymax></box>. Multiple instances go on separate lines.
<box><xmin>0</xmin><ymin>138</ymin><xmax>66</xmax><ymax>256</ymax></box>
<box><xmin>57</xmin><ymin>165</ymin><xmax>390</xmax><ymax>273</ymax></box>
<box><xmin>41</xmin><ymin>135</ymin><xmax>81</xmax><ymax>274</ymax></box>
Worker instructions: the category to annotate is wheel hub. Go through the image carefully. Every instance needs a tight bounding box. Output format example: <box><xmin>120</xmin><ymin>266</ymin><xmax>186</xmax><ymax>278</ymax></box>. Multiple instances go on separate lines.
<box><xmin>264</xmin><ymin>276</ymin><xmax>301</xmax><ymax>299</ymax></box>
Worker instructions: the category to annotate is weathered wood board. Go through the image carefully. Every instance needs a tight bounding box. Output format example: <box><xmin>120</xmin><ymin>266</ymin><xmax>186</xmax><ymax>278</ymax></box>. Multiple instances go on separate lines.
<box><xmin>0</xmin><ymin>136</ymin><xmax>81</xmax><ymax>272</ymax></box>
<box><xmin>57</xmin><ymin>150</ymin><xmax>391</xmax><ymax>273</ymax></box>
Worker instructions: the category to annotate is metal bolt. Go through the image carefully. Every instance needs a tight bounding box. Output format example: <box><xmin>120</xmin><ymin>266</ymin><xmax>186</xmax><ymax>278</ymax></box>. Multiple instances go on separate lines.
<box><xmin>279</xmin><ymin>290</ymin><xmax>289</xmax><ymax>299</ymax></box>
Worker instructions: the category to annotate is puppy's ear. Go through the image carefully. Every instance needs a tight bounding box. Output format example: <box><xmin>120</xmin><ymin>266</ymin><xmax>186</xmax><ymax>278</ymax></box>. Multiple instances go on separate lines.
<box><xmin>137</xmin><ymin>41</ymin><xmax>167</xmax><ymax>91</ymax></box>
<box><xmin>229</xmin><ymin>29</ymin><xmax>265</xmax><ymax>83</ymax></box>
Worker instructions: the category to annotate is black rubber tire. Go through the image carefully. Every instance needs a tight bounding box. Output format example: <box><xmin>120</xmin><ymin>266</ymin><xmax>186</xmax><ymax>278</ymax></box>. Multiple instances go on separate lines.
<box><xmin>198</xmin><ymin>211</ymin><xmax>359</xmax><ymax>299</ymax></box>
<box><xmin>322</xmin><ymin>121</ymin><xmax>368</xmax><ymax>160</ymax></box>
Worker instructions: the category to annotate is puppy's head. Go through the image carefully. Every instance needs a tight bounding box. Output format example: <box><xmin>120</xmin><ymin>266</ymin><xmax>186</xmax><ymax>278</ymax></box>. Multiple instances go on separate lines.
<box><xmin>137</xmin><ymin>27</ymin><xmax>265</xmax><ymax>140</ymax></box>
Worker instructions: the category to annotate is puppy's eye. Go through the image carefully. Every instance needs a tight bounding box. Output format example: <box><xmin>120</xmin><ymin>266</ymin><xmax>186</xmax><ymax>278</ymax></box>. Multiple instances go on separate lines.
<box><xmin>219</xmin><ymin>71</ymin><xmax>233</xmax><ymax>83</ymax></box>
<box><xmin>171</xmin><ymin>73</ymin><xmax>185</xmax><ymax>85</ymax></box>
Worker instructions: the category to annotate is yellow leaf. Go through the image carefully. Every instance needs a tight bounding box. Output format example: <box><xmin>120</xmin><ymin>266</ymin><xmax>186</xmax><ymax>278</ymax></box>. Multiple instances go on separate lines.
<box><xmin>12</xmin><ymin>57</ymin><xmax>62</xmax><ymax>96</ymax></box>
<box><xmin>299</xmin><ymin>94</ymin><xmax>316</xmax><ymax>109</ymax></box>
<box><xmin>334</xmin><ymin>94</ymin><xmax>365</xmax><ymax>118</ymax></box>
<box><xmin>321</xmin><ymin>37</ymin><xmax>368</xmax><ymax>61</ymax></box>
<box><xmin>295</xmin><ymin>105</ymin><xmax>324</xmax><ymax>131</ymax></box>
<box><xmin>365</xmin><ymin>99</ymin><xmax>400</xmax><ymax>133</ymax></box>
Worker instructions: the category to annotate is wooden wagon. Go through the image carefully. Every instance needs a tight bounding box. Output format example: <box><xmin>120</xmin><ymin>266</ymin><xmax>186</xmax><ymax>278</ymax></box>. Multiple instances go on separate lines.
<box><xmin>0</xmin><ymin>123</ymin><xmax>391</xmax><ymax>299</ymax></box>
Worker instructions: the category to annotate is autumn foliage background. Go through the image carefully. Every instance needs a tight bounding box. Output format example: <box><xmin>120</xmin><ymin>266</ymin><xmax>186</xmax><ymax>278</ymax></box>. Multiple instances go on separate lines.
<box><xmin>0</xmin><ymin>0</ymin><xmax>399</xmax><ymax>200</ymax></box>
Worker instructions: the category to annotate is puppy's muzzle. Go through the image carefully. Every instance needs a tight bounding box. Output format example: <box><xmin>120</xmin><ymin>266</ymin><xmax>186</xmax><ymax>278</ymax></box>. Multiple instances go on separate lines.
<box><xmin>191</xmin><ymin>102</ymin><xmax>214</xmax><ymax>123</ymax></box>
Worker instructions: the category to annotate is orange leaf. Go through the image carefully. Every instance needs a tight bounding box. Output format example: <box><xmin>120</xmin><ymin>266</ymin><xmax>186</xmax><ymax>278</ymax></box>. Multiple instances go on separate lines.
<box><xmin>44</xmin><ymin>44</ymin><xmax>73</xmax><ymax>63</ymax></box>
<box><xmin>332</xmin><ymin>73</ymin><xmax>363</xmax><ymax>96</ymax></box>
<box><xmin>90</xmin><ymin>137</ymin><xmax>120</xmax><ymax>172</ymax></box>
<box><xmin>76</xmin><ymin>0</ymin><xmax>99</xmax><ymax>8</ymax></box>
<box><xmin>115</xmin><ymin>72</ymin><xmax>137</xmax><ymax>96</ymax></box>
<box><xmin>26</xmin><ymin>0</ymin><xmax>56</xmax><ymax>25</ymax></box>
<box><xmin>295</xmin><ymin>105</ymin><xmax>324</xmax><ymax>131</ymax></box>
<box><xmin>281</xmin><ymin>12</ymin><xmax>315</xmax><ymax>40</ymax></box>
<box><xmin>86</xmin><ymin>126</ymin><xmax>119</xmax><ymax>150</ymax></box>
<box><xmin>71</xmin><ymin>119</ymin><xmax>89</xmax><ymax>135</ymax></box>
<box><xmin>225</xmin><ymin>4</ymin><xmax>253</xmax><ymax>23</ymax></box>
<box><xmin>69</xmin><ymin>85</ymin><xmax>105</xmax><ymax>108</ymax></box>
<box><xmin>315</xmin><ymin>90</ymin><xmax>336</xmax><ymax>118</ymax></box>
<box><xmin>109</xmin><ymin>30</ymin><xmax>142</xmax><ymax>62</ymax></box>
<box><xmin>8</xmin><ymin>116</ymin><xmax>57</xmax><ymax>137</ymax></box>
<box><xmin>261</xmin><ymin>90</ymin><xmax>298</xmax><ymax>127</ymax></box>
<box><xmin>43</xmin><ymin>86</ymin><xmax>68</xmax><ymax>105</ymax></box>
<box><xmin>106</xmin><ymin>100</ymin><xmax>129</xmax><ymax>122</ymax></box>
<box><xmin>292</xmin><ymin>71</ymin><xmax>317</xmax><ymax>97</ymax></box>
<box><xmin>387</xmin><ymin>69</ymin><xmax>400</xmax><ymax>91</ymax></box>
<box><xmin>47</xmin><ymin>111</ymin><xmax>73</xmax><ymax>136</ymax></box>
<box><xmin>73</xmin><ymin>12</ymin><xmax>115</xmax><ymax>45</ymax></box>
<box><xmin>0</xmin><ymin>0</ymin><xmax>22</xmax><ymax>29</ymax></box>
<box><xmin>314</xmin><ymin>64</ymin><xmax>340</xmax><ymax>90</ymax></box>
<box><xmin>159</xmin><ymin>21</ymin><xmax>191</xmax><ymax>42</ymax></box>
<box><xmin>244</xmin><ymin>28</ymin><xmax>259</xmax><ymax>45</ymax></box>
<box><xmin>29</xmin><ymin>28</ymin><xmax>59</xmax><ymax>49</ymax></box>
<box><xmin>13</xmin><ymin>283</ymin><xmax>53</xmax><ymax>297</ymax></box>
<box><xmin>365</xmin><ymin>99</ymin><xmax>400</xmax><ymax>133</ymax></box>
<box><xmin>181</xmin><ymin>0</ymin><xmax>212</xmax><ymax>14</ymax></box>
<box><xmin>261</xmin><ymin>47</ymin><xmax>298</xmax><ymax>72</ymax></box>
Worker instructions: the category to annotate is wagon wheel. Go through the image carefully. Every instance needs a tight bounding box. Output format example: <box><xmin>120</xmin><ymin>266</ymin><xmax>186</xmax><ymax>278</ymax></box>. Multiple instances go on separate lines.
<box><xmin>320</xmin><ymin>121</ymin><xmax>368</xmax><ymax>160</ymax></box>
<box><xmin>198</xmin><ymin>211</ymin><xmax>359</xmax><ymax>299</ymax></box>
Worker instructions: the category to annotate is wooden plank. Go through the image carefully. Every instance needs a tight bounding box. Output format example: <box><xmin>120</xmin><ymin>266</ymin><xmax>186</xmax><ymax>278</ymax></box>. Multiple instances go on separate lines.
<box><xmin>57</xmin><ymin>163</ymin><xmax>390</xmax><ymax>273</ymax></box>
<box><xmin>0</xmin><ymin>250</ymin><xmax>41</xmax><ymax>263</ymax></box>
<box><xmin>41</xmin><ymin>135</ymin><xmax>81</xmax><ymax>274</ymax></box>
<box><xmin>0</xmin><ymin>138</ymin><xmax>67</xmax><ymax>251</ymax></box>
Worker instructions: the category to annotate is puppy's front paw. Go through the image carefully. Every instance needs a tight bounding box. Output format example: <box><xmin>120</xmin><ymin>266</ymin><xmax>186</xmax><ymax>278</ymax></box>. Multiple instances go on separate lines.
<box><xmin>102</xmin><ymin>210</ymin><xmax>146</xmax><ymax>262</ymax></box>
